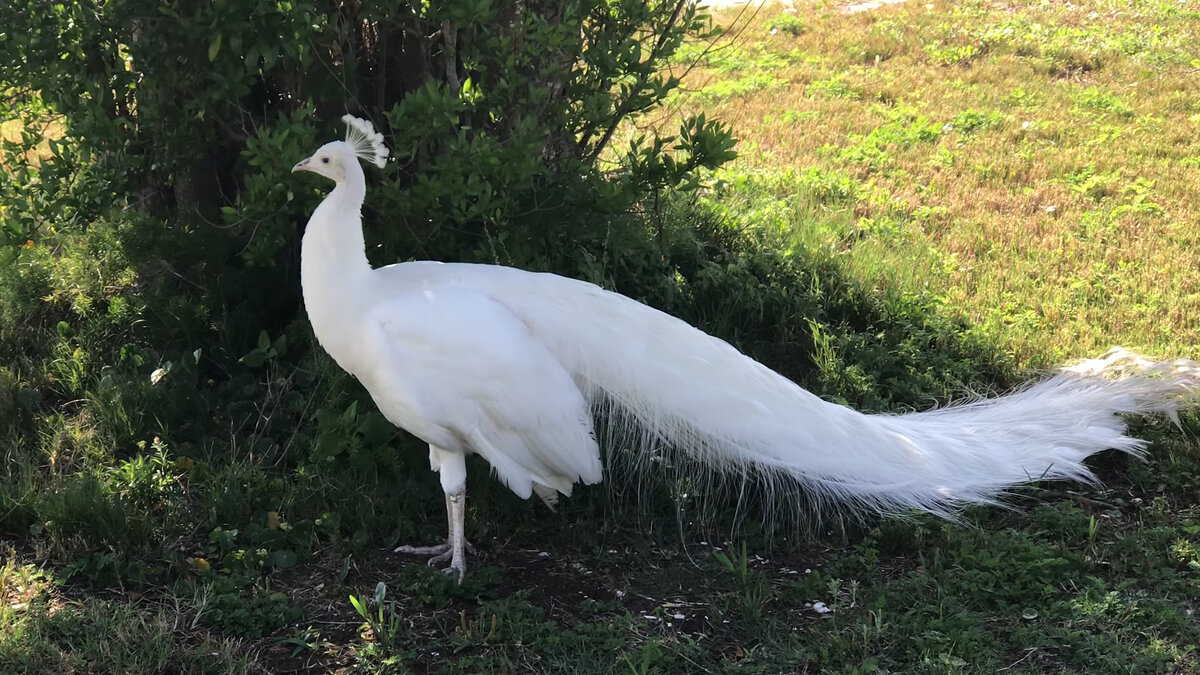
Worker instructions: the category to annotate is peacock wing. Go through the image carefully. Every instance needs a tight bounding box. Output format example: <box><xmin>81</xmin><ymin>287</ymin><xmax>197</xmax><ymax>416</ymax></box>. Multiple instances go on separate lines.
<box><xmin>357</xmin><ymin>286</ymin><xmax>602</xmax><ymax>499</ymax></box>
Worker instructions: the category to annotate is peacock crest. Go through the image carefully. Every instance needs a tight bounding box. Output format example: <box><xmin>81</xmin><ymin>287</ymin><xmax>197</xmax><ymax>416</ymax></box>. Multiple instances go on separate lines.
<box><xmin>342</xmin><ymin>114</ymin><xmax>389</xmax><ymax>168</ymax></box>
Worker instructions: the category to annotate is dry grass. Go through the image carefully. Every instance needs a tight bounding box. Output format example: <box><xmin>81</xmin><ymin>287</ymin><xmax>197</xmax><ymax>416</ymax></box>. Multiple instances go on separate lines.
<box><xmin>0</xmin><ymin>119</ymin><xmax>22</xmax><ymax>144</ymax></box>
<box><xmin>2</xmin><ymin>115</ymin><xmax>63</xmax><ymax>169</ymax></box>
<box><xmin>669</xmin><ymin>0</ymin><xmax>1200</xmax><ymax>364</ymax></box>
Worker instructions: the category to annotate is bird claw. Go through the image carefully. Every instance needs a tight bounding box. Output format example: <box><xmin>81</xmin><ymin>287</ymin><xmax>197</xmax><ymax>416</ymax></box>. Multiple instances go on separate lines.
<box><xmin>442</xmin><ymin>562</ymin><xmax>465</xmax><ymax>584</ymax></box>
<box><xmin>393</xmin><ymin>543</ymin><xmax>450</xmax><ymax>556</ymax></box>
<box><xmin>393</xmin><ymin>541</ymin><xmax>475</xmax><ymax>557</ymax></box>
<box><xmin>394</xmin><ymin>540</ymin><xmax>472</xmax><ymax>584</ymax></box>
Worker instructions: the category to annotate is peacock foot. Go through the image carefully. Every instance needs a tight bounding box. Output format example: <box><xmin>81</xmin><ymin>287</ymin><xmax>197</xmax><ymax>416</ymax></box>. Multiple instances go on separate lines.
<box><xmin>394</xmin><ymin>541</ymin><xmax>474</xmax><ymax>582</ymax></box>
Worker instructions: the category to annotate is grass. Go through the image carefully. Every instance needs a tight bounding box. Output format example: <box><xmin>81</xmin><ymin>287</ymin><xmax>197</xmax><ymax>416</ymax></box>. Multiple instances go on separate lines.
<box><xmin>667</xmin><ymin>0</ymin><xmax>1200</xmax><ymax>366</ymax></box>
<box><xmin>3</xmin><ymin>1</ymin><xmax>1200</xmax><ymax>673</ymax></box>
<box><xmin>0</xmin><ymin>546</ymin><xmax>256</xmax><ymax>673</ymax></box>
<box><xmin>1</xmin><ymin>117</ymin><xmax>62</xmax><ymax>169</ymax></box>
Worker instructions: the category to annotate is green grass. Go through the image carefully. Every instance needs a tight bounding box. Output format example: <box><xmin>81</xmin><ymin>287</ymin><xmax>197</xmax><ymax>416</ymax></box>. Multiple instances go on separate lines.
<box><xmin>3</xmin><ymin>1</ymin><xmax>1200</xmax><ymax>673</ymax></box>
<box><xmin>0</xmin><ymin>547</ymin><xmax>256</xmax><ymax>673</ymax></box>
<box><xmin>672</xmin><ymin>0</ymin><xmax>1200</xmax><ymax>366</ymax></box>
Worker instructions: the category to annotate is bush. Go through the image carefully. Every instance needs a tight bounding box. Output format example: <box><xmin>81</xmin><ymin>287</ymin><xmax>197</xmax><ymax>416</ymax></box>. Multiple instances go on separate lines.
<box><xmin>0</xmin><ymin>0</ymin><xmax>740</xmax><ymax>586</ymax></box>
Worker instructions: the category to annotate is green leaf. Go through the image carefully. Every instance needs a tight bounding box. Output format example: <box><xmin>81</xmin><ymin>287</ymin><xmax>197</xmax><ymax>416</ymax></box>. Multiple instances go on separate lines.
<box><xmin>208</xmin><ymin>33</ymin><xmax>222</xmax><ymax>62</ymax></box>
<box><xmin>358</xmin><ymin>411</ymin><xmax>394</xmax><ymax>444</ymax></box>
<box><xmin>268</xmin><ymin>550</ymin><xmax>298</xmax><ymax>570</ymax></box>
<box><xmin>272</xmin><ymin>334</ymin><xmax>288</xmax><ymax>358</ymax></box>
<box><xmin>239</xmin><ymin>351</ymin><xmax>266</xmax><ymax>368</ymax></box>
<box><xmin>348</xmin><ymin>594</ymin><xmax>366</xmax><ymax>620</ymax></box>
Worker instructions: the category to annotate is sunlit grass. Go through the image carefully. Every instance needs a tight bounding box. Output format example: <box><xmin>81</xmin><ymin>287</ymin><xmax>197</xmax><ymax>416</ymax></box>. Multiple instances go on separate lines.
<box><xmin>0</xmin><ymin>119</ymin><xmax>22</xmax><ymax>144</ymax></box>
<box><xmin>0</xmin><ymin>546</ymin><xmax>256</xmax><ymax>674</ymax></box>
<box><xmin>679</xmin><ymin>0</ymin><xmax>1200</xmax><ymax>365</ymax></box>
<box><xmin>1</xmin><ymin>114</ymin><xmax>63</xmax><ymax>170</ymax></box>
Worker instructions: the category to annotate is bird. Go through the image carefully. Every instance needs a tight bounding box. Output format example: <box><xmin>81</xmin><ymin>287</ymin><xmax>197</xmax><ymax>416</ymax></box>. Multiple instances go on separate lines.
<box><xmin>292</xmin><ymin>115</ymin><xmax>1198</xmax><ymax>583</ymax></box>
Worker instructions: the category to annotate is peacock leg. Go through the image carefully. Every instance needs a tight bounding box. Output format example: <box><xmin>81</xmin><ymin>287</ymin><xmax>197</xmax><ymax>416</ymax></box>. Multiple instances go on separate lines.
<box><xmin>394</xmin><ymin>446</ymin><xmax>470</xmax><ymax>583</ymax></box>
<box><xmin>393</xmin><ymin>493</ymin><xmax>454</xmax><ymax>558</ymax></box>
<box><xmin>443</xmin><ymin>488</ymin><xmax>467</xmax><ymax>582</ymax></box>
<box><xmin>393</xmin><ymin>491</ymin><xmax>470</xmax><ymax>582</ymax></box>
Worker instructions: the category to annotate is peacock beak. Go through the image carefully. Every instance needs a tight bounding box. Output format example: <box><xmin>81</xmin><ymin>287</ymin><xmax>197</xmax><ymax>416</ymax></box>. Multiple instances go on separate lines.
<box><xmin>291</xmin><ymin>158</ymin><xmax>311</xmax><ymax>173</ymax></box>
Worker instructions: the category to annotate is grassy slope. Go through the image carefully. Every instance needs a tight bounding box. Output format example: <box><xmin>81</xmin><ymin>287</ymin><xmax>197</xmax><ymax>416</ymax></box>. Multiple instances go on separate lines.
<box><xmin>671</xmin><ymin>0</ymin><xmax>1200</xmax><ymax>366</ymax></box>
<box><xmin>4</xmin><ymin>1</ymin><xmax>1200</xmax><ymax>673</ymax></box>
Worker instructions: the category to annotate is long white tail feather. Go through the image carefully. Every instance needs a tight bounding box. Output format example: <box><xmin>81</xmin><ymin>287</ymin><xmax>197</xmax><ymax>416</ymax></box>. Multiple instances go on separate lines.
<box><xmin>379</xmin><ymin>262</ymin><xmax>1199</xmax><ymax>516</ymax></box>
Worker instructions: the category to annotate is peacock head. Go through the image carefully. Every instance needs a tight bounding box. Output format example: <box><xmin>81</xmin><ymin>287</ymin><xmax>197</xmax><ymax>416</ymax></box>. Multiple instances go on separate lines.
<box><xmin>292</xmin><ymin>115</ymin><xmax>389</xmax><ymax>183</ymax></box>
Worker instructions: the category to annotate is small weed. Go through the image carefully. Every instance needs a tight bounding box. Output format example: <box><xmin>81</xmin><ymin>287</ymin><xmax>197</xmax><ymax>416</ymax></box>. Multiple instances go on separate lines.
<box><xmin>926</xmin><ymin>42</ymin><xmax>982</xmax><ymax>66</ymax></box>
<box><xmin>1111</xmin><ymin>178</ymin><xmax>1164</xmax><ymax>218</ymax></box>
<box><xmin>190</xmin><ymin>573</ymin><xmax>303</xmax><ymax>638</ymax></box>
<box><xmin>1062</xmin><ymin>165</ymin><xmax>1121</xmax><ymax>201</ymax></box>
<box><xmin>713</xmin><ymin>543</ymin><xmax>773</xmax><ymax>622</ymax></box>
<box><xmin>1043</xmin><ymin>44</ymin><xmax>1105</xmax><ymax>77</ymax></box>
<box><xmin>834</xmin><ymin>113</ymin><xmax>941</xmax><ymax>172</ymax></box>
<box><xmin>945</xmin><ymin>109</ymin><xmax>1004</xmax><ymax>134</ymax></box>
<box><xmin>767</xmin><ymin>13</ymin><xmax>805</xmax><ymax>37</ymax></box>
<box><xmin>846</xmin><ymin>22</ymin><xmax>908</xmax><ymax>65</ymax></box>
<box><xmin>348</xmin><ymin>581</ymin><xmax>403</xmax><ymax>656</ymax></box>
<box><xmin>806</xmin><ymin>73</ymin><xmax>862</xmax><ymax>100</ymax></box>
<box><xmin>697</xmin><ymin>72</ymin><xmax>788</xmax><ymax>103</ymax></box>
<box><xmin>1001</xmin><ymin>86</ymin><xmax>1042</xmax><ymax>108</ymax></box>
<box><xmin>712</xmin><ymin>541</ymin><xmax>751</xmax><ymax>581</ymax></box>
<box><xmin>798</xmin><ymin>166</ymin><xmax>860</xmax><ymax>205</ymax></box>
<box><xmin>674</xmin><ymin>44</ymin><xmax>797</xmax><ymax>74</ymax></box>
<box><xmin>772</xmin><ymin>108</ymin><xmax>818</xmax><ymax>125</ymax></box>
<box><xmin>1073</xmin><ymin>86</ymin><xmax>1135</xmax><ymax>119</ymax></box>
<box><xmin>275</xmin><ymin>625</ymin><xmax>326</xmax><ymax>658</ymax></box>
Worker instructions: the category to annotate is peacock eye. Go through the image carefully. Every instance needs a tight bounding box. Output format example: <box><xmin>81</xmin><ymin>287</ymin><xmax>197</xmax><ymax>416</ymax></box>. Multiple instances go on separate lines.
<box><xmin>321</xmin><ymin>157</ymin><xmax>330</xmax><ymax>164</ymax></box>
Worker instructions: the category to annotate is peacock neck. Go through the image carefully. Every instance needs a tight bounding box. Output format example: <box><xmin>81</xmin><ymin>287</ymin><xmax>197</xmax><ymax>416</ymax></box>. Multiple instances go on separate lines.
<box><xmin>301</xmin><ymin>177</ymin><xmax>372</xmax><ymax>280</ymax></box>
<box><xmin>300</xmin><ymin>175</ymin><xmax>375</xmax><ymax>366</ymax></box>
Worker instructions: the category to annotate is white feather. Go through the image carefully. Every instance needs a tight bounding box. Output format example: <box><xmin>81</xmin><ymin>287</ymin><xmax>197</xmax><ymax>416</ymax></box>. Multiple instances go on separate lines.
<box><xmin>341</xmin><ymin>114</ymin><xmax>389</xmax><ymax>168</ymax></box>
<box><xmin>371</xmin><ymin>262</ymin><xmax>1198</xmax><ymax>515</ymax></box>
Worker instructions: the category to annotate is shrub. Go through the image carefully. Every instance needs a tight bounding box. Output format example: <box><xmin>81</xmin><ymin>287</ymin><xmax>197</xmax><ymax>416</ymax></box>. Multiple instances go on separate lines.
<box><xmin>0</xmin><ymin>0</ymin><xmax>739</xmax><ymax>585</ymax></box>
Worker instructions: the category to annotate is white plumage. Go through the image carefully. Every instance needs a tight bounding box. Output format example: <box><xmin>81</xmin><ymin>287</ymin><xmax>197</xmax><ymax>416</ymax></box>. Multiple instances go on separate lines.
<box><xmin>293</xmin><ymin>117</ymin><xmax>1199</xmax><ymax>582</ymax></box>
